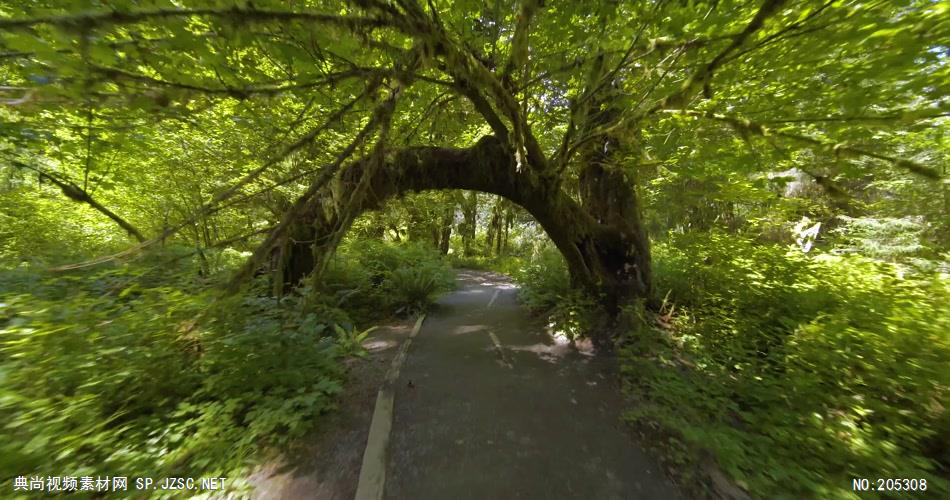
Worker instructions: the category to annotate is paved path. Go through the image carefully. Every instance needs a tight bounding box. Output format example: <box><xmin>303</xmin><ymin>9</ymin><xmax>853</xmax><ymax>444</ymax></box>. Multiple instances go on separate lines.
<box><xmin>385</xmin><ymin>271</ymin><xmax>678</xmax><ymax>499</ymax></box>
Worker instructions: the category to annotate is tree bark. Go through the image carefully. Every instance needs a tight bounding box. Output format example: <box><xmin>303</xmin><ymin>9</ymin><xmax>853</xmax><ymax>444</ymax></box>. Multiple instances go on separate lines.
<box><xmin>271</xmin><ymin>135</ymin><xmax>653</xmax><ymax>329</ymax></box>
<box><xmin>438</xmin><ymin>205</ymin><xmax>454</xmax><ymax>254</ymax></box>
<box><xmin>578</xmin><ymin>137</ymin><xmax>652</xmax><ymax>313</ymax></box>
<box><xmin>460</xmin><ymin>191</ymin><xmax>478</xmax><ymax>256</ymax></box>
<box><xmin>486</xmin><ymin>199</ymin><xmax>501</xmax><ymax>254</ymax></box>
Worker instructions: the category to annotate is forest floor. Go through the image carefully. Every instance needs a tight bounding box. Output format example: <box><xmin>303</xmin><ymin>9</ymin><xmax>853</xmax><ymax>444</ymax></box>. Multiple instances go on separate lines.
<box><xmin>253</xmin><ymin>270</ymin><xmax>678</xmax><ymax>499</ymax></box>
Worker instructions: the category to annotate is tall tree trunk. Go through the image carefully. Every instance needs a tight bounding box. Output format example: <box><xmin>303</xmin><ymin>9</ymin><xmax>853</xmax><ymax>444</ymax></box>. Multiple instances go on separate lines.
<box><xmin>485</xmin><ymin>199</ymin><xmax>500</xmax><ymax>254</ymax></box>
<box><xmin>438</xmin><ymin>205</ymin><xmax>454</xmax><ymax>254</ymax></box>
<box><xmin>573</xmin><ymin>85</ymin><xmax>653</xmax><ymax>312</ymax></box>
<box><xmin>501</xmin><ymin>206</ymin><xmax>513</xmax><ymax>255</ymax></box>
<box><xmin>578</xmin><ymin>144</ymin><xmax>652</xmax><ymax>312</ymax></box>
<box><xmin>460</xmin><ymin>191</ymin><xmax>478</xmax><ymax>256</ymax></box>
<box><xmin>253</xmin><ymin>135</ymin><xmax>654</xmax><ymax>334</ymax></box>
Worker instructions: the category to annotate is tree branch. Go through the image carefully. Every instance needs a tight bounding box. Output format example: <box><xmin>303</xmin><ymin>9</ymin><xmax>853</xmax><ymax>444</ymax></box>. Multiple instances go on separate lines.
<box><xmin>645</xmin><ymin>0</ymin><xmax>788</xmax><ymax>114</ymax></box>
<box><xmin>389</xmin><ymin>0</ymin><xmax>548</xmax><ymax>171</ymax></box>
<box><xmin>0</xmin><ymin>6</ymin><xmax>389</xmax><ymax>31</ymax></box>
<box><xmin>501</xmin><ymin>0</ymin><xmax>542</xmax><ymax>89</ymax></box>
<box><xmin>206</xmin><ymin>85</ymin><xmax>376</xmax><ymax>210</ymax></box>
<box><xmin>227</xmin><ymin>85</ymin><xmax>401</xmax><ymax>291</ymax></box>
<box><xmin>664</xmin><ymin>109</ymin><xmax>943</xmax><ymax>179</ymax></box>
<box><xmin>44</xmin><ymin>81</ymin><xmax>386</xmax><ymax>272</ymax></box>
<box><xmin>721</xmin><ymin>0</ymin><xmax>838</xmax><ymax>67</ymax></box>
<box><xmin>11</xmin><ymin>161</ymin><xmax>146</xmax><ymax>242</ymax></box>
<box><xmin>89</xmin><ymin>64</ymin><xmax>383</xmax><ymax>98</ymax></box>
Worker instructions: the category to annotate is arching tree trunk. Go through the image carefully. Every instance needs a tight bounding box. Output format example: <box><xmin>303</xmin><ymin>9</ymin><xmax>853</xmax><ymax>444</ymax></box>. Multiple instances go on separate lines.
<box><xmin>269</xmin><ymin>135</ymin><xmax>653</xmax><ymax>333</ymax></box>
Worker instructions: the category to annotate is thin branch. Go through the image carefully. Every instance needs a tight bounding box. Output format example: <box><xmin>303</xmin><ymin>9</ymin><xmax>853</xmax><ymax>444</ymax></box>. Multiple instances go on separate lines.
<box><xmin>663</xmin><ymin>109</ymin><xmax>942</xmax><ymax>179</ymax></box>
<box><xmin>205</xmin><ymin>86</ymin><xmax>375</xmax><ymax>210</ymax></box>
<box><xmin>758</xmin><ymin>110</ymin><xmax>950</xmax><ymax>124</ymax></box>
<box><xmin>46</xmin><ymin>82</ymin><xmax>382</xmax><ymax>272</ymax></box>
<box><xmin>402</xmin><ymin>91</ymin><xmax>457</xmax><ymax>144</ymax></box>
<box><xmin>722</xmin><ymin>0</ymin><xmax>837</xmax><ymax>66</ymax></box>
<box><xmin>454</xmin><ymin>79</ymin><xmax>509</xmax><ymax>140</ymax></box>
<box><xmin>82</xmin><ymin>106</ymin><xmax>93</xmax><ymax>191</ymax></box>
<box><xmin>11</xmin><ymin>161</ymin><xmax>146</xmax><ymax>242</ymax></box>
<box><xmin>90</xmin><ymin>64</ymin><xmax>381</xmax><ymax>97</ymax></box>
<box><xmin>149</xmin><ymin>225</ymin><xmax>274</xmax><ymax>270</ymax></box>
<box><xmin>501</xmin><ymin>0</ymin><xmax>542</xmax><ymax>88</ymax></box>
<box><xmin>392</xmin><ymin>0</ymin><xmax>547</xmax><ymax>170</ymax></box>
<box><xmin>645</xmin><ymin>0</ymin><xmax>788</xmax><ymax>114</ymax></box>
<box><xmin>577</xmin><ymin>0</ymin><xmax>668</xmax><ymax>109</ymax></box>
<box><xmin>0</xmin><ymin>6</ymin><xmax>389</xmax><ymax>31</ymax></box>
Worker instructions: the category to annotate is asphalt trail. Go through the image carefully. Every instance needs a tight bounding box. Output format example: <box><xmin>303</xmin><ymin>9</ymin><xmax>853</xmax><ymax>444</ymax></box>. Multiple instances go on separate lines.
<box><xmin>385</xmin><ymin>270</ymin><xmax>678</xmax><ymax>499</ymax></box>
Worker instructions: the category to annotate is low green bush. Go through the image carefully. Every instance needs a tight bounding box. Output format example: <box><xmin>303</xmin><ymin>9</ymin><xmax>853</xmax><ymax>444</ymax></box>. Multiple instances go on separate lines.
<box><xmin>447</xmin><ymin>253</ymin><xmax>496</xmax><ymax>270</ymax></box>
<box><xmin>511</xmin><ymin>245</ymin><xmax>596</xmax><ymax>340</ymax></box>
<box><xmin>448</xmin><ymin>253</ymin><xmax>524</xmax><ymax>275</ymax></box>
<box><xmin>621</xmin><ymin>232</ymin><xmax>950</xmax><ymax>497</ymax></box>
<box><xmin>0</xmin><ymin>238</ymin><xmax>458</xmax><ymax>496</ymax></box>
<box><xmin>384</xmin><ymin>263</ymin><xmax>454</xmax><ymax>315</ymax></box>
<box><xmin>514</xmin><ymin>245</ymin><xmax>570</xmax><ymax>310</ymax></box>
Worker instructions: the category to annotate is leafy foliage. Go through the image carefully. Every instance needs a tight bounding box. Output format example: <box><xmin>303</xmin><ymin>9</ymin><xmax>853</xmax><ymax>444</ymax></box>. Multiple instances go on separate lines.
<box><xmin>333</xmin><ymin>323</ymin><xmax>377</xmax><ymax>359</ymax></box>
<box><xmin>0</xmin><ymin>262</ymin><xmax>348</xmax><ymax>493</ymax></box>
<box><xmin>0</xmin><ymin>231</ymin><xmax>455</xmax><ymax>494</ymax></box>
<box><xmin>619</xmin><ymin>233</ymin><xmax>950</xmax><ymax>497</ymax></box>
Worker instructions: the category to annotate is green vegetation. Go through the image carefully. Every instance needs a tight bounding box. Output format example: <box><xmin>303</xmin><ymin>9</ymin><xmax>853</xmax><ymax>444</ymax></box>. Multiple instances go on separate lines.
<box><xmin>324</xmin><ymin>239</ymin><xmax>456</xmax><ymax>317</ymax></box>
<box><xmin>1</xmin><ymin>263</ymin><xmax>342</xmax><ymax>495</ymax></box>
<box><xmin>1</xmin><ymin>0</ymin><xmax>947</xmax><ymax>497</ymax></box>
<box><xmin>623</xmin><ymin>235</ymin><xmax>949</xmax><ymax>497</ymax></box>
<box><xmin>0</xmin><ymin>239</ymin><xmax>453</xmax><ymax>495</ymax></box>
<box><xmin>511</xmin><ymin>246</ymin><xmax>597</xmax><ymax>342</ymax></box>
<box><xmin>511</xmin><ymin>232</ymin><xmax>949</xmax><ymax>496</ymax></box>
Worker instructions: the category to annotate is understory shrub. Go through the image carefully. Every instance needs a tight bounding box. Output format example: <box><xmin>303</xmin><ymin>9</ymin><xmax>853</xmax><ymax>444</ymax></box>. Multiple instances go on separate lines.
<box><xmin>446</xmin><ymin>253</ymin><xmax>497</xmax><ymax>270</ymax></box>
<box><xmin>513</xmin><ymin>245</ymin><xmax>596</xmax><ymax>340</ymax></box>
<box><xmin>1</xmin><ymin>238</ymin><xmax>456</xmax><ymax>496</ymax></box>
<box><xmin>323</xmin><ymin>239</ymin><xmax>455</xmax><ymax>316</ymax></box>
<box><xmin>446</xmin><ymin>253</ymin><xmax>524</xmax><ymax>275</ymax></box>
<box><xmin>621</xmin><ymin>232</ymin><xmax>949</xmax><ymax>497</ymax></box>
<box><xmin>0</xmin><ymin>266</ymin><xmax>348</xmax><ymax>496</ymax></box>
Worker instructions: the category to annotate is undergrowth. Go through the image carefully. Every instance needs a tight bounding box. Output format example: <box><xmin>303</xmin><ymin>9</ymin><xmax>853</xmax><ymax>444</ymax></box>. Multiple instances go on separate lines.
<box><xmin>620</xmin><ymin>233</ymin><xmax>949</xmax><ymax>498</ymax></box>
<box><xmin>510</xmin><ymin>245</ymin><xmax>596</xmax><ymax>340</ymax></box>
<box><xmin>0</xmin><ymin>239</ymin><xmax>455</xmax><ymax>497</ymax></box>
<box><xmin>0</xmin><ymin>267</ymin><xmax>343</xmax><ymax>497</ymax></box>
<box><xmin>322</xmin><ymin>239</ymin><xmax>456</xmax><ymax>317</ymax></box>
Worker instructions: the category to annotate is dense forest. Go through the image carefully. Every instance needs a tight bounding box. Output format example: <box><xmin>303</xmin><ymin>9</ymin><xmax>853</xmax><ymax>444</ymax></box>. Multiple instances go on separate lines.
<box><xmin>1</xmin><ymin>0</ymin><xmax>947</xmax><ymax>497</ymax></box>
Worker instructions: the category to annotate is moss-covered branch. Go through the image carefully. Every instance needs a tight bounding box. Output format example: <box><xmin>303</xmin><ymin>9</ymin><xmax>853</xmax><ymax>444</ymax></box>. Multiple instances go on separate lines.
<box><xmin>666</xmin><ymin>109</ymin><xmax>943</xmax><ymax>179</ymax></box>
